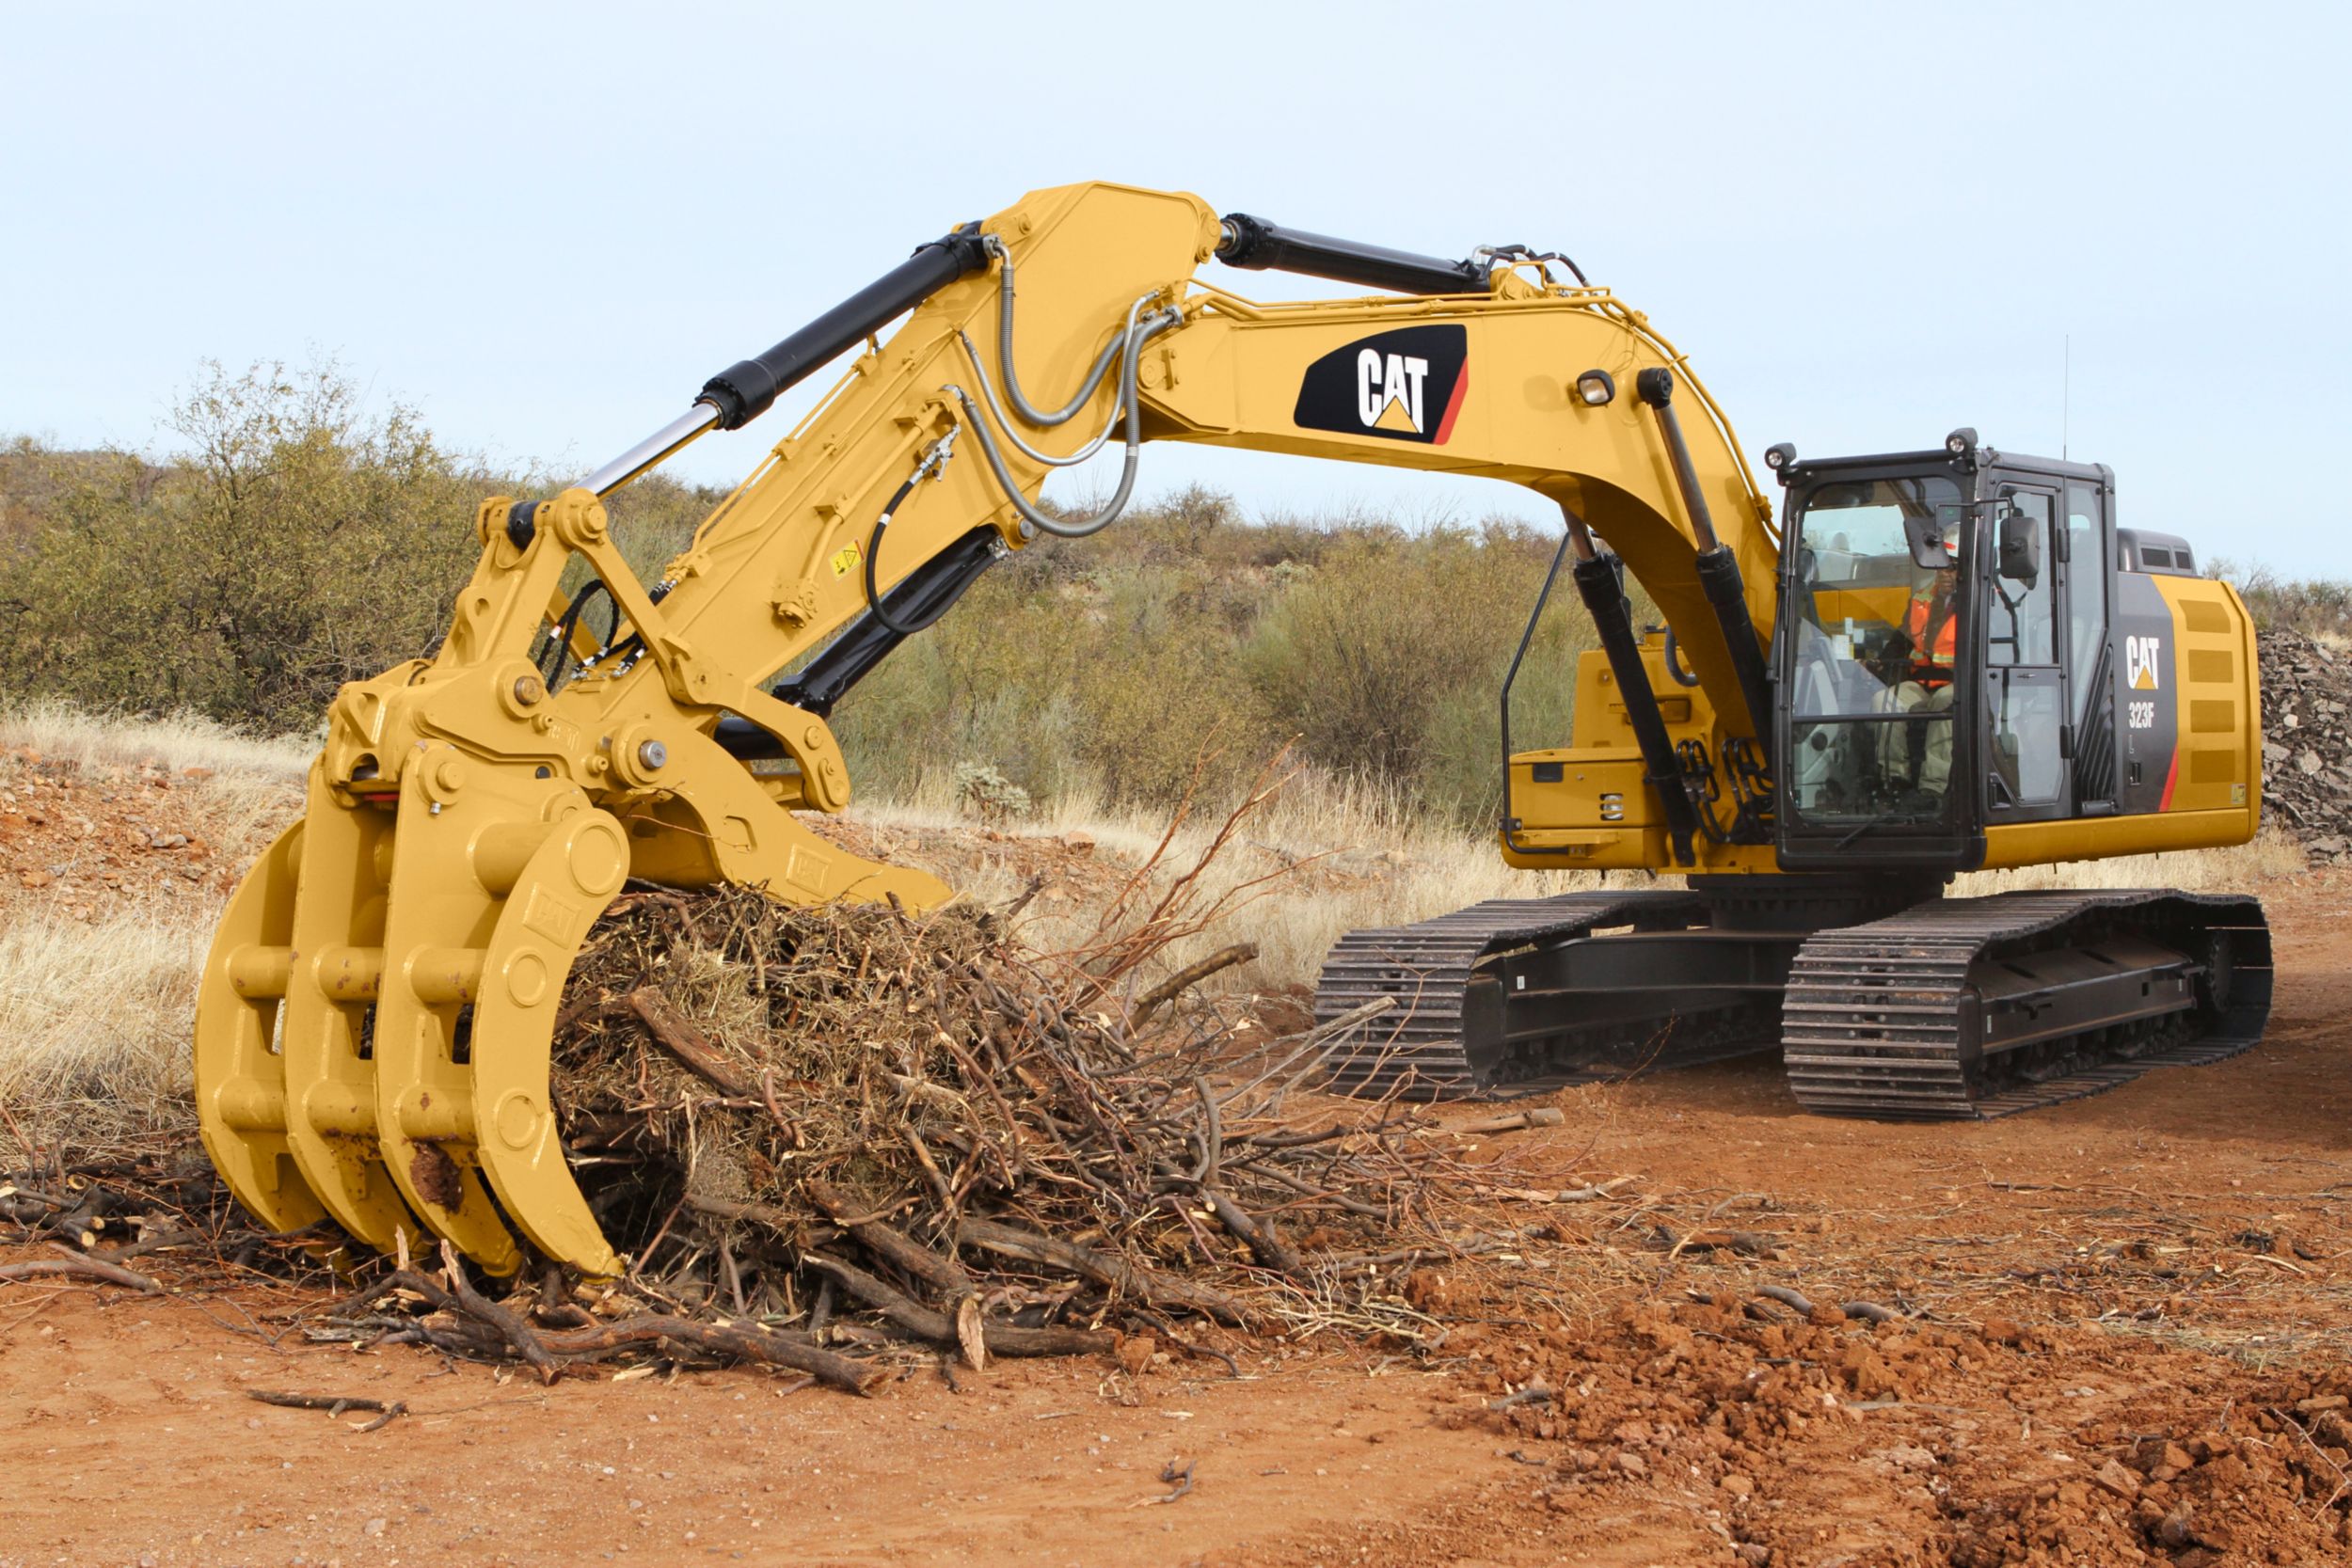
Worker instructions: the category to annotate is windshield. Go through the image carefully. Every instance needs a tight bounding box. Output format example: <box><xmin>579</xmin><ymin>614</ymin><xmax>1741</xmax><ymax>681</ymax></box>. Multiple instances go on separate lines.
<box><xmin>1784</xmin><ymin>474</ymin><xmax>1966</xmax><ymax>826</ymax></box>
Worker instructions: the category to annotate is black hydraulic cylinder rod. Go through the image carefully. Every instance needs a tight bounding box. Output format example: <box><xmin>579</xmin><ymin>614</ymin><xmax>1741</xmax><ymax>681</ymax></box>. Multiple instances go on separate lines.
<box><xmin>712</xmin><ymin>527</ymin><xmax>1000</xmax><ymax>760</ymax></box>
<box><xmin>1215</xmin><ymin>213</ymin><xmax>1487</xmax><ymax>296</ymax></box>
<box><xmin>1570</xmin><ymin>548</ymin><xmax>1700</xmax><ymax>867</ymax></box>
<box><xmin>698</xmin><ymin>224</ymin><xmax>994</xmax><ymax>431</ymax></box>
<box><xmin>1634</xmin><ymin>369</ymin><xmax>1777</xmax><ymax>773</ymax></box>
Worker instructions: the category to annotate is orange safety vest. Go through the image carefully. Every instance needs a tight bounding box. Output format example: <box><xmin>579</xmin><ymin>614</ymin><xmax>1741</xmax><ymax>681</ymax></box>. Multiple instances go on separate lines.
<box><xmin>1906</xmin><ymin>587</ymin><xmax>1956</xmax><ymax>674</ymax></box>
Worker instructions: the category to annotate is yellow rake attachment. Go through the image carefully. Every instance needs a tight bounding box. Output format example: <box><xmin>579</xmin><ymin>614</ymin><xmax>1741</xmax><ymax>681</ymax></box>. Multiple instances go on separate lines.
<box><xmin>191</xmin><ymin>489</ymin><xmax>961</xmax><ymax>1276</ymax></box>
<box><xmin>194</xmin><ymin>182</ymin><xmax>1218</xmax><ymax>1275</ymax></box>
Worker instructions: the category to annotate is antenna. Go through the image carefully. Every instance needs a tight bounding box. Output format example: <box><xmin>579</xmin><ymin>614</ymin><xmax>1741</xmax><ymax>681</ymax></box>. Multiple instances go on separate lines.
<box><xmin>2062</xmin><ymin>334</ymin><xmax>2070</xmax><ymax>461</ymax></box>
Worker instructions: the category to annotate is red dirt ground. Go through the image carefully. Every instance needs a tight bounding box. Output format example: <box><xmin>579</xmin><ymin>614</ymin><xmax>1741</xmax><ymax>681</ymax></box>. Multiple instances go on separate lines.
<box><xmin>3</xmin><ymin>796</ymin><xmax>2346</xmax><ymax>1564</ymax></box>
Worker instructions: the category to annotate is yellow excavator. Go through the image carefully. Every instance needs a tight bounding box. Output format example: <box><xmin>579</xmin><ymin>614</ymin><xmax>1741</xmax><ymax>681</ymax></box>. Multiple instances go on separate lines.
<box><xmin>194</xmin><ymin>182</ymin><xmax>2269</xmax><ymax>1276</ymax></box>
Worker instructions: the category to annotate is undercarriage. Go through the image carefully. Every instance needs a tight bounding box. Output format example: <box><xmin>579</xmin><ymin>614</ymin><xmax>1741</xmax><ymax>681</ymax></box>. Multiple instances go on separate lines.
<box><xmin>1314</xmin><ymin>878</ymin><xmax>2272</xmax><ymax>1117</ymax></box>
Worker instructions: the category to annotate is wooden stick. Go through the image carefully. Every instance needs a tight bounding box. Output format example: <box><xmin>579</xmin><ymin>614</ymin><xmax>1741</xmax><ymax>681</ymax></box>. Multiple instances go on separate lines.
<box><xmin>807</xmin><ymin>1180</ymin><xmax>973</xmax><ymax>1298</ymax></box>
<box><xmin>682</xmin><ymin>1192</ymin><xmax>841</xmax><ymax>1246</ymax></box>
<box><xmin>0</xmin><ymin>1250</ymin><xmax>160</xmax><ymax>1292</ymax></box>
<box><xmin>1199</xmin><ymin>1189</ymin><xmax>1304</xmax><ymax>1278</ymax></box>
<box><xmin>802</xmin><ymin>1251</ymin><xmax>1111</xmax><ymax>1357</ymax></box>
<box><xmin>956</xmin><ymin>1217</ymin><xmax>1248</xmax><ymax>1326</ymax></box>
<box><xmin>626</xmin><ymin>990</ymin><xmax>755</xmax><ymax>1099</ymax></box>
<box><xmin>532</xmin><ymin>1317</ymin><xmax>885</xmax><ymax>1395</ymax></box>
<box><xmin>246</xmin><ymin>1389</ymin><xmax>407</xmax><ymax>1432</ymax></box>
<box><xmin>1132</xmin><ymin>943</ymin><xmax>1258</xmax><ymax>1027</ymax></box>
<box><xmin>1451</xmin><ymin>1108</ymin><xmax>1566</xmax><ymax>1136</ymax></box>
<box><xmin>440</xmin><ymin>1242</ymin><xmax>563</xmax><ymax>1384</ymax></box>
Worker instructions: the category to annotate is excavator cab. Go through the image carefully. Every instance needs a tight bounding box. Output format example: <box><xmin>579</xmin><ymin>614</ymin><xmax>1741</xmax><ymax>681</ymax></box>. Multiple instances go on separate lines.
<box><xmin>1771</xmin><ymin>432</ymin><xmax>2125</xmax><ymax>873</ymax></box>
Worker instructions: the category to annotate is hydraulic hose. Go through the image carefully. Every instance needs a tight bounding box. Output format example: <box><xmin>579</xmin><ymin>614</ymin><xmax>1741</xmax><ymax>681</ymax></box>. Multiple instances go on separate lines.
<box><xmin>862</xmin><ymin>475</ymin><xmax>928</xmax><ymax>636</ymax></box>
<box><xmin>955</xmin><ymin>294</ymin><xmax>1158</xmax><ymax>469</ymax></box>
<box><xmin>862</xmin><ymin>432</ymin><xmax>963</xmax><ymax>636</ymax></box>
<box><xmin>980</xmin><ymin>235</ymin><xmax>1133</xmax><ymax>428</ymax></box>
<box><xmin>946</xmin><ymin>303</ymin><xmax>1180</xmax><ymax>540</ymax></box>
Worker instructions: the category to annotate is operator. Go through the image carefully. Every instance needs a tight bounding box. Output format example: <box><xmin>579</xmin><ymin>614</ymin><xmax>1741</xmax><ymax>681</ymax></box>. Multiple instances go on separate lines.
<box><xmin>1874</xmin><ymin>537</ymin><xmax>1961</xmax><ymax>800</ymax></box>
<box><xmin>1904</xmin><ymin>562</ymin><xmax>1960</xmax><ymax>689</ymax></box>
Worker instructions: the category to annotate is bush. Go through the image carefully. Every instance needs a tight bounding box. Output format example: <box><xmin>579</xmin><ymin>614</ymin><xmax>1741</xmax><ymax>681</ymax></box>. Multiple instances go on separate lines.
<box><xmin>0</xmin><ymin>362</ymin><xmax>491</xmax><ymax>730</ymax></box>
<box><xmin>2212</xmin><ymin>559</ymin><xmax>2352</xmax><ymax>642</ymax></box>
<box><xmin>1241</xmin><ymin>520</ymin><xmax>1597</xmax><ymax>823</ymax></box>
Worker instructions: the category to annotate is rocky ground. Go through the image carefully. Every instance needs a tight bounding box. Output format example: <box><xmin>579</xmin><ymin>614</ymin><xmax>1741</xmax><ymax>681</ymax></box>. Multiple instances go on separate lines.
<box><xmin>2258</xmin><ymin>628</ymin><xmax>2352</xmax><ymax>863</ymax></box>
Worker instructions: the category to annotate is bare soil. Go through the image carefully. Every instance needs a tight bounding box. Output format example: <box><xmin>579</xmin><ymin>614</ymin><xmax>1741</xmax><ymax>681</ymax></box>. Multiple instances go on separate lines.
<box><xmin>5</xmin><ymin>852</ymin><xmax>2347</xmax><ymax>1567</ymax></box>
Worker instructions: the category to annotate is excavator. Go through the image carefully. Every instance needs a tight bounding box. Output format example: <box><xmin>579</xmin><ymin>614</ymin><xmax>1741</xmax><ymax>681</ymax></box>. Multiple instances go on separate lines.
<box><xmin>193</xmin><ymin>182</ymin><xmax>2270</xmax><ymax>1277</ymax></box>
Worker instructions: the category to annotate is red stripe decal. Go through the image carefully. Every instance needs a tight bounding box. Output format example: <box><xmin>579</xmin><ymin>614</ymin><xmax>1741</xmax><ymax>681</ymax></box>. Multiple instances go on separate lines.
<box><xmin>2157</xmin><ymin>745</ymin><xmax>2180</xmax><ymax>811</ymax></box>
<box><xmin>1432</xmin><ymin>365</ymin><xmax>1469</xmax><ymax>445</ymax></box>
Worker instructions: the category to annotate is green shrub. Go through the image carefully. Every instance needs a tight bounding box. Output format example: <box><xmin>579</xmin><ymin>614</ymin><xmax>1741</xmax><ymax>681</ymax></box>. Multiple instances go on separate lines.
<box><xmin>0</xmin><ymin>362</ymin><xmax>490</xmax><ymax>730</ymax></box>
<box><xmin>1241</xmin><ymin>520</ymin><xmax>1597</xmax><ymax>824</ymax></box>
<box><xmin>2212</xmin><ymin>559</ymin><xmax>2352</xmax><ymax>641</ymax></box>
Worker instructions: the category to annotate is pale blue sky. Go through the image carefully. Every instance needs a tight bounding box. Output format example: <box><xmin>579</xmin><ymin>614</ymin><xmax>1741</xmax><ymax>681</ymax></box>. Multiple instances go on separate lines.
<box><xmin>6</xmin><ymin>2</ymin><xmax>2347</xmax><ymax>573</ymax></box>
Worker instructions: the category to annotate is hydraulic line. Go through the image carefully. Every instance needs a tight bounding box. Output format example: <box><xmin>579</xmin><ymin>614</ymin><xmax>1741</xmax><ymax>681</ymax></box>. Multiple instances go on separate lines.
<box><xmin>946</xmin><ymin>301</ymin><xmax>1181</xmax><ymax>540</ymax></box>
<box><xmin>539</xmin><ymin>579</ymin><xmax>617</xmax><ymax>691</ymax></box>
<box><xmin>862</xmin><ymin>431</ymin><xmax>964</xmax><ymax>636</ymax></box>
<box><xmin>978</xmin><ymin>235</ymin><xmax>1134</xmax><ymax>429</ymax></box>
<box><xmin>955</xmin><ymin>294</ymin><xmax>1162</xmax><ymax>469</ymax></box>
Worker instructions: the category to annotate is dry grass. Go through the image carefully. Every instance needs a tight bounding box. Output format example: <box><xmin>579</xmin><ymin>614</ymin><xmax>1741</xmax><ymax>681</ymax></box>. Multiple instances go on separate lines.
<box><xmin>1952</xmin><ymin>829</ymin><xmax>2307</xmax><ymax>896</ymax></box>
<box><xmin>0</xmin><ymin>701</ymin><xmax>310</xmax><ymax>1160</ymax></box>
<box><xmin>0</xmin><ymin>903</ymin><xmax>213</xmax><ymax>1158</ymax></box>
<box><xmin>851</xmin><ymin>767</ymin><xmax>1611</xmax><ymax>992</ymax></box>
<box><xmin>863</xmin><ymin>773</ymin><xmax>2310</xmax><ymax>994</ymax></box>
<box><xmin>0</xmin><ymin>696</ymin><xmax>312</xmax><ymax>783</ymax></box>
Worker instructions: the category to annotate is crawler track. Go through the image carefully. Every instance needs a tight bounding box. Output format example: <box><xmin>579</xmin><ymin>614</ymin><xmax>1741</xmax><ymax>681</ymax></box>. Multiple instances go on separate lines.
<box><xmin>1781</xmin><ymin>889</ymin><xmax>2272</xmax><ymax>1118</ymax></box>
<box><xmin>1313</xmin><ymin>889</ymin><xmax>1768</xmax><ymax>1099</ymax></box>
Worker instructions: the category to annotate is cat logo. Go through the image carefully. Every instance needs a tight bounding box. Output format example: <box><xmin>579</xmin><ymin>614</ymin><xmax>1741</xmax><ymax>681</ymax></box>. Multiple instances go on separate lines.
<box><xmin>2125</xmin><ymin>633</ymin><xmax>2163</xmax><ymax>691</ymax></box>
<box><xmin>1358</xmin><ymin>349</ymin><xmax>1430</xmax><ymax>433</ymax></box>
<box><xmin>1292</xmin><ymin>325</ymin><xmax>1469</xmax><ymax>445</ymax></box>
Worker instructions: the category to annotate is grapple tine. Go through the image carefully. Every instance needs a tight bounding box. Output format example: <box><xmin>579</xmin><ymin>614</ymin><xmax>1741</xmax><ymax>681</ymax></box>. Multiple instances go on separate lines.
<box><xmin>194</xmin><ymin>820</ymin><xmax>328</xmax><ymax>1233</ymax></box>
<box><xmin>276</xmin><ymin>767</ymin><xmax>427</xmax><ymax>1256</ymax></box>
<box><xmin>366</xmin><ymin>753</ymin><xmax>560</xmax><ymax>1276</ymax></box>
<box><xmin>468</xmin><ymin>812</ymin><xmax>630</xmax><ymax>1275</ymax></box>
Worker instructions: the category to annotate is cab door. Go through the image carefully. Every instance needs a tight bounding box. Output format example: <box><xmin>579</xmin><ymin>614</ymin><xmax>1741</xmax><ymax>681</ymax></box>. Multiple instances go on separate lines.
<box><xmin>1979</xmin><ymin>483</ymin><xmax>2070</xmax><ymax>822</ymax></box>
<box><xmin>2060</xmin><ymin>478</ymin><xmax>2118</xmax><ymax>812</ymax></box>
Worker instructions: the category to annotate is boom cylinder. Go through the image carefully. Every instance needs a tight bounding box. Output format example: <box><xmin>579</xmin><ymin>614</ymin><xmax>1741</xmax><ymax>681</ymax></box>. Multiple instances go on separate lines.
<box><xmin>1635</xmin><ymin>369</ymin><xmax>1776</xmax><ymax>772</ymax></box>
<box><xmin>1216</xmin><ymin>213</ymin><xmax>1487</xmax><ymax>296</ymax></box>
<box><xmin>1567</xmin><ymin>527</ymin><xmax>1701</xmax><ymax>867</ymax></box>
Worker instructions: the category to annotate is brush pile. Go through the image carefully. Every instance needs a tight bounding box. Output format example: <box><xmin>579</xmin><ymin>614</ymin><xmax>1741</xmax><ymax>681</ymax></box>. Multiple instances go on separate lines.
<box><xmin>312</xmin><ymin>758</ymin><xmax>1489</xmax><ymax>1392</ymax></box>
<box><xmin>520</xmin><ymin>882</ymin><xmax>1434</xmax><ymax>1369</ymax></box>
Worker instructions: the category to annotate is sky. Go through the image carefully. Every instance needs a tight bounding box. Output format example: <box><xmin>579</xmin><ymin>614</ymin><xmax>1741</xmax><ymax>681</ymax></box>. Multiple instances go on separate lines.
<box><xmin>5</xmin><ymin>2</ymin><xmax>2348</xmax><ymax>574</ymax></box>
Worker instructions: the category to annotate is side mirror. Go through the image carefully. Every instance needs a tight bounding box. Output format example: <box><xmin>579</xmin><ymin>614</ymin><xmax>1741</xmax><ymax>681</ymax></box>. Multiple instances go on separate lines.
<box><xmin>1997</xmin><ymin>512</ymin><xmax>2041</xmax><ymax>585</ymax></box>
<box><xmin>1904</xmin><ymin>515</ymin><xmax>1953</xmax><ymax>570</ymax></box>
